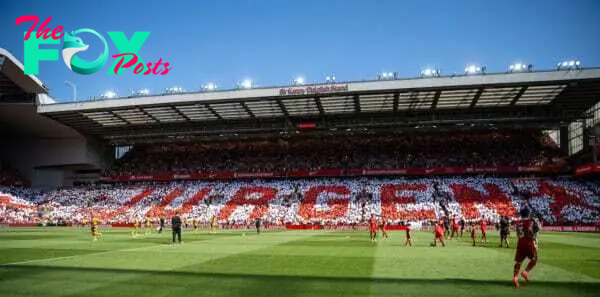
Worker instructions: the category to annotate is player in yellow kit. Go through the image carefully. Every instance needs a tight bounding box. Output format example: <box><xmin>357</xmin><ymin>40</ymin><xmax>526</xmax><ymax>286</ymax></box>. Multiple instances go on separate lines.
<box><xmin>192</xmin><ymin>218</ymin><xmax>199</xmax><ymax>233</ymax></box>
<box><xmin>131</xmin><ymin>218</ymin><xmax>139</xmax><ymax>238</ymax></box>
<box><xmin>145</xmin><ymin>217</ymin><xmax>152</xmax><ymax>235</ymax></box>
<box><xmin>210</xmin><ymin>215</ymin><xmax>217</xmax><ymax>234</ymax></box>
<box><xmin>91</xmin><ymin>217</ymin><xmax>101</xmax><ymax>241</ymax></box>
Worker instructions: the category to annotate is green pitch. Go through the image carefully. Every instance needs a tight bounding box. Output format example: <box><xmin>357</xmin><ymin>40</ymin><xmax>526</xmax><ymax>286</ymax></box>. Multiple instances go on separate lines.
<box><xmin>0</xmin><ymin>228</ymin><xmax>599</xmax><ymax>297</ymax></box>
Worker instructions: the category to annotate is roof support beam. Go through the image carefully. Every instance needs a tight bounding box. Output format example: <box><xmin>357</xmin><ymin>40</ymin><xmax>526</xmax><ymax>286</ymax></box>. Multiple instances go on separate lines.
<box><xmin>108</xmin><ymin>110</ymin><xmax>130</xmax><ymax>125</ymax></box>
<box><xmin>353</xmin><ymin>94</ymin><xmax>361</xmax><ymax>113</ymax></box>
<box><xmin>139</xmin><ymin>108</ymin><xmax>160</xmax><ymax>123</ymax></box>
<box><xmin>240</xmin><ymin>102</ymin><xmax>255</xmax><ymax>118</ymax></box>
<box><xmin>314</xmin><ymin>96</ymin><xmax>325</xmax><ymax>115</ymax></box>
<box><xmin>430</xmin><ymin>90</ymin><xmax>441</xmax><ymax>109</ymax></box>
<box><xmin>408</xmin><ymin>92</ymin><xmax>420</xmax><ymax>110</ymax></box>
<box><xmin>171</xmin><ymin>106</ymin><xmax>191</xmax><ymax>121</ymax></box>
<box><xmin>510</xmin><ymin>86</ymin><xmax>528</xmax><ymax>106</ymax></box>
<box><xmin>393</xmin><ymin>92</ymin><xmax>399</xmax><ymax>112</ymax></box>
<box><xmin>57</xmin><ymin>117</ymin><xmax>97</xmax><ymax>126</ymax></box>
<box><xmin>469</xmin><ymin>88</ymin><xmax>485</xmax><ymax>108</ymax></box>
<box><xmin>205</xmin><ymin>104</ymin><xmax>223</xmax><ymax>120</ymax></box>
<box><xmin>54</xmin><ymin>114</ymin><xmax>104</xmax><ymax>131</ymax></box>
<box><xmin>276</xmin><ymin>99</ymin><xmax>290</xmax><ymax>118</ymax></box>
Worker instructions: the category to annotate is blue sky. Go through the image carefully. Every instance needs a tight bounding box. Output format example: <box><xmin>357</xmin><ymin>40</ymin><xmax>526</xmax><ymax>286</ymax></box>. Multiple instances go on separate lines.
<box><xmin>1</xmin><ymin>0</ymin><xmax>599</xmax><ymax>102</ymax></box>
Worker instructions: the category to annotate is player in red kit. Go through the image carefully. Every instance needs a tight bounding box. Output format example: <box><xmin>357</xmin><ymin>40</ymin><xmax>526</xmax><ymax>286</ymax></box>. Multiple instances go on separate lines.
<box><xmin>433</xmin><ymin>220</ymin><xmax>446</xmax><ymax>247</ymax></box>
<box><xmin>450</xmin><ymin>215</ymin><xmax>459</xmax><ymax>239</ymax></box>
<box><xmin>380</xmin><ymin>218</ymin><xmax>389</xmax><ymax>240</ymax></box>
<box><xmin>369</xmin><ymin>216</ymin><xmax>377</xmax><ymax>242</ymax></box>
<box><xmin>480</xmin><ymin>218</ymin><xmax>488</xmax><ymax>244</ymax></box>
<box><xmin>469</xmin><ymin>222</ymin><xmax>477</xmax><ymax>246</ymax></box>
<box><xmin>513</xmin><ymin>207</ymin><xmax>539</xmax><ymax>288</ymax></box>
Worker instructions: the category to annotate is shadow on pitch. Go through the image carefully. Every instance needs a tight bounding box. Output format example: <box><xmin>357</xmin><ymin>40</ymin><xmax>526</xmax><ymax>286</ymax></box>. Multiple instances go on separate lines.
<box><xmin>3</xmin><ymin>264</ymin><xmax>599</xmax><ymax>292</ymax></box>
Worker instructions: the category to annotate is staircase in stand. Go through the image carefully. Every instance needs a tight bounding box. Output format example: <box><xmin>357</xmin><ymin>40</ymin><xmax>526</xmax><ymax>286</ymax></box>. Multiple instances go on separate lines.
<box><xmin>176</xmin><ymin>187</ymin><xmax>211</xmax><ymax>216</ymax></box>
<box><xmin>146</xmin><ymin>187</ymin><xmax>185</xmax><ymax>217</ymax></box>
<box><xmin>107</xmin><ymin>187</ymin><xmax>154</xmax><ymax>220</ymax></box>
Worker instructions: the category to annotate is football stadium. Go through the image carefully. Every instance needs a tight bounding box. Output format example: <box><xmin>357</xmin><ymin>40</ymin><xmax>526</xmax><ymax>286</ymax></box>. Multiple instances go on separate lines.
<box><xmin>2</xmin><ymin>3</ymin><xmax>600</xmax><ymax>295</ymax></box>
<box><xmin>1</xmin><ymin>46</ymin><xmax>600</xmax><ymax>296</ymax></box>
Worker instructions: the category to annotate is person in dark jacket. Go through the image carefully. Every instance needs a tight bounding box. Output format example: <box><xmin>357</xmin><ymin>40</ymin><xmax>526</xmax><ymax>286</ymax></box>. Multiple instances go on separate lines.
<box><xmin>172</xmin><ymin>212</ymin><xmax>182</xmax><ymax>244</ymax></box>
<box><xmin>255</xmin><ymin>218</ymin><xmax>261</xmax><ymax>234</ymax></box>
<box><xmin>158</xmin><ymin>215</ymin><xmax>165</xmax><ymax>234</ymax></box>
<box><xmin>500</xmin><ymin>216</ymin><xmax>510</xmax><ymax>248</ymax></box>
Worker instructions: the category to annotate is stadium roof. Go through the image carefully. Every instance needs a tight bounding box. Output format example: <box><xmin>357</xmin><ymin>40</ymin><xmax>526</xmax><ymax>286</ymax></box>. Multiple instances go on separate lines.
<box><xmin>38</xmin><ymin>68</ymin><xmax>600</xmax><ymax>144</ymax></box>
<box><xmin>0</xmin><ymin>48</ymin><xmax>79</xmax><ymax>138</ymax></box>
<box><xmin>0</xmin><ymin>48</ymin><xmax>52</xmax><ymax>103</ymax></box>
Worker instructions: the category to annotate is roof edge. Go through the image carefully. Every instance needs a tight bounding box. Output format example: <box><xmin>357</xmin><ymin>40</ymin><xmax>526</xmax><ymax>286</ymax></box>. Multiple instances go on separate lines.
<box><xmin>0</xmin><ymin>47</ymin><xmax>47</xmax><ymax>94</ymax></box>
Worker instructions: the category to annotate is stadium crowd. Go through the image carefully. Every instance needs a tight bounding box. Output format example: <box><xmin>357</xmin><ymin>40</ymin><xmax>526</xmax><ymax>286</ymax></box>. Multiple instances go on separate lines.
<box><xmin>1</xmin><ymin>177</ymin><xmax>598</xmax><ymax>227</ymax></box>
<box><xmin>0</xmin><ymin>162</ymin><xmax>25</xmax><ymax>187</ymax></box>
<box><xmin>106</xmin><ymin>132</ymin><xmax>565</xmax><ymax>175</ymax></box>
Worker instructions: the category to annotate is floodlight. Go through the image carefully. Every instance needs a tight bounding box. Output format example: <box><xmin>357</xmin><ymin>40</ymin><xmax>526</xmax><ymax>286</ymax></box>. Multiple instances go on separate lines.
<box><xmin>293</xmin><ymin>77</ymin><xmax>305</xmax><ymax>86</ymax></box>
<box><xmin>509</xmin><ymin>63</ymin><xmax>529</xmax><ymax>72</ymax></box>
<box><xmin>102</xmin><ymin>90</ymin><xmax>117</xmax><ymax>99</ymax></box>
<box><xmin>465</xmin><ymin>65</ymin><xmax>479</xmax><ymax>74</ymax></box>
<box><xmin>164</xmin><ymin>87</ymin><xmax>184</xmax><ymax>94</ymax></box>
<box><xmin>557</xmin><ymin>60</ymin><xmax>581</xmax><ymax>70</ymax></box>
<box><xmin>420</xmin><ymin>68</ymin><xmax>440</xmax><ymax>77</ymax></box>
<box><xmin>239</xmin><ymin>79</ymin><xmax>253</xmax><ymax>89</ymax></box>
<box><xmin>325</xmin><ymin>74</ymin><xmax>336</xmax><ymax>83</ymax></box>
<box><xmin>379</xmin><ymin>71</ymin><xmax>395</xmax><ymax>80</ymax></box>
<box><xmin>464</xmin><ymin>64</ymin><xmax>485</xmax><ymax>75</ymax></box>
<box><xmin>203</xmin><ymin>83</ymin><xmax>217</xmax><ymax>91</ymax></box>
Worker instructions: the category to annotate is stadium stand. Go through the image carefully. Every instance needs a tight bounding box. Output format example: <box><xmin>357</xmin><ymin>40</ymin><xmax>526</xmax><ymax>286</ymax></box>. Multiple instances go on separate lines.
<box><xmin>106</xmin><ymin>131</ymin><xmax>565</xmax><ymax>176</ymax></box>
<box><xmin>1</xmin><ymin>177</ymin><xmax>599</xmax><ymax>226</ymax></box>
<box><xmin>0</xmin><ymin>162</ymin><xmax>25</xmax><ymax>187</ymax></box>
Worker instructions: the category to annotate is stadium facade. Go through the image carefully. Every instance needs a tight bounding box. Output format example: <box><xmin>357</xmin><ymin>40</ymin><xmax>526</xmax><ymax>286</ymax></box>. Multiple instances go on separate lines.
<box><xmin>1</xmin><ymin>47</ymin><xmax>600</xmax><ymax>188</ymax></box>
